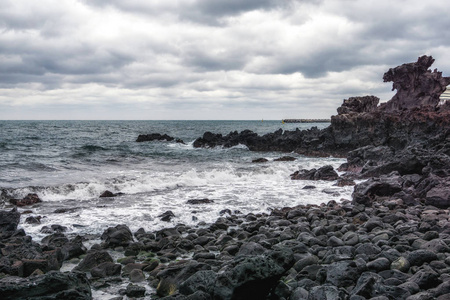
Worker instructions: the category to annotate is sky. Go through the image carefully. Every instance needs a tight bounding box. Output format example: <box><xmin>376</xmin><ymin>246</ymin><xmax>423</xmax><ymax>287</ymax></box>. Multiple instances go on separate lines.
<box><xmin>1</xmin><ymin>0</ymin><xmax>449</xmax><ymax>120</ymax></box>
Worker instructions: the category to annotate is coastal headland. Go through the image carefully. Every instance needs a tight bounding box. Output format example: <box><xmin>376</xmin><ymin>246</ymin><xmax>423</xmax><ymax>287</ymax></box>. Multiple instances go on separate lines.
<box><xmin>1</xmin><ymin>55</ymin><xmax>450</xmax><ymax>299</ymax></box>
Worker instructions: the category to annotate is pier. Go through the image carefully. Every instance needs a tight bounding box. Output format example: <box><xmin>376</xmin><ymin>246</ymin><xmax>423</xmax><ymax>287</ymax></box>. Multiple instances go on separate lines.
<box><xmin>282</xmin><ymin>119</ymin><xmax>331</xmax><ymax>123</ymax></box>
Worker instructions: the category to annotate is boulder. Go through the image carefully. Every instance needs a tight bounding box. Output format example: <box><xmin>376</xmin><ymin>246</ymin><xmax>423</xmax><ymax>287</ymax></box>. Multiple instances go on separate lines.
<box><xmin>74</xmin><ymin>250</ymin><xmax>113</xmax><ymax>272</ymax></box>
<box><xmin>0</xmin><ymin>208</ymin><xmax>20</xmax><ymax>238</ymax></box>
<box><xmin>352</xmin><ymin>172</ymin><xmax>403</xmax><ymax>205</ymax></box>
<box><xmin>0</xmin><ymin>271</ymin><xmax>91</xmax><ymax>300</ymax></box>
<box><xmin>100</xmin><ymin>224</ymin><xmax>134</xmax><ymax>248</ymax></box>
<box><xmin>291</xmin><ymin>165</ymin><xmax>339</xmax><ymax>181</ymax></box>
<box><xmin>213</xmin><ymin>253</ymin><xmax>292</xmax><ymax>300</ymax></box>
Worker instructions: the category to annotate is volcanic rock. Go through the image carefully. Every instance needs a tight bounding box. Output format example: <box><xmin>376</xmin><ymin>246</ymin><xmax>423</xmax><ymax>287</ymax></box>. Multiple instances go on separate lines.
<box><xmin>9</xmin><ymin>193</ymin><xmax>42</xmax><ymax>207</ymax></box>
<box><xmin>0</xmin><ymin>271</ymin><xmax>91</xmax><ymax>300</ymax></box>
<box><xmin>291</xmin><ymin>165</ymin><xmax>339</xmax><ymax>181</ymax></box>
<box><xmin>136</xmin><ymin>133</ymin><xmax>176</xmax><ymax>142</ymax></box>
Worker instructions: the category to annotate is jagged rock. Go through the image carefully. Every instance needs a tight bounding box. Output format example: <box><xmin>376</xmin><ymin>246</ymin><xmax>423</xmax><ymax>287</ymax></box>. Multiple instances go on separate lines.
<box><xmin>337</xmin><ymin>96</ymin><xmax>379</xmax><ymax>115</ymax></box>
<box><xmin>381</xmin><ymin>55</ymin><xmax>450</xmax><ymax>112</ymax></box>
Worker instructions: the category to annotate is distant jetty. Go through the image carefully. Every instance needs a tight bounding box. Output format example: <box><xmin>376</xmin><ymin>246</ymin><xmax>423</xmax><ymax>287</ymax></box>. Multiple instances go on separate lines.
<box><xmin>282</xmin><ymin>119</ymin><xmax>331</xmax><ymax>123</ymax></box>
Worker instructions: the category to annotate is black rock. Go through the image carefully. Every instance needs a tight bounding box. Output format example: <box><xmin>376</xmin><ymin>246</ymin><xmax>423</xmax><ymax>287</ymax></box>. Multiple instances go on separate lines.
<box><xmin>91</xmin><ymin>262</ymin><xmax>122</xmax><ymax>278</ymax></box>
<box><xmin>136</xmin><ymin>133</ymin><xmax>176</xmax><ymax>143</ymax></box>
<box><xmin>0</xmin><ymin>208</ymin><xmax>20</xmax><ymax>238</ymax></box>
<box><xmin>100</xmin><ymin>224</ymin><xmax>134</xmax><ymax>248</ymax></box>
<box><xmin>252</xmin><ymin>158</ymin><xmax>269</xmax><ymax>163</ymax></box>
<box><xmin>74</xmin><ymin>250</ymin><xmax>113</xmax><ymax>272</ymax></box>
<box><xmin>125</xmin><ymin>283</ymin><xmax>146</xmax><ymax>298</ymax></box>
<box><xmin>0</xmin><ymin>271</ymin><xmax>91</xmax><ymax>300</ymax></box>
<box><xmin>291</xmin><ymin>165</ymin><xmax>340</xmax><ymax>181</ymax></box>
<box><xmin>187</xmin><ymin>199</ymin><xmax>214</xmax><ymax>205</ymax></box>
<box><xmin>159</xmin><ymin>211</ymin><xmax>176</xmax><ymax>222</ymax></box>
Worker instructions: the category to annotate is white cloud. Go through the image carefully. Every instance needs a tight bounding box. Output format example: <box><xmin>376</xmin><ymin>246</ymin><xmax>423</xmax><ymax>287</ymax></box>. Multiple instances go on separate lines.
<box><xmin>0</xmin><ymin>0</ymin><xmax>449</xmax><ymax>119</ymax></box>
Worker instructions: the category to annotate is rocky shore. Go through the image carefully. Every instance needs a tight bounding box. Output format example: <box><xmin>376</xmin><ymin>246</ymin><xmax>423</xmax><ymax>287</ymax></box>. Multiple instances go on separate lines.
<box><xmin>1</xmin><ymin>55</ymin><xmax>449</xmax><ymax>299</ymax></box>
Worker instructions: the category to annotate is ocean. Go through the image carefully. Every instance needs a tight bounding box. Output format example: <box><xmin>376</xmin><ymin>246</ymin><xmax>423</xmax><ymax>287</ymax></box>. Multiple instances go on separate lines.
<box><xmin>0</xmin><ymin>120</ymin><xmax>351</xmax><ymax>243</ymax></box>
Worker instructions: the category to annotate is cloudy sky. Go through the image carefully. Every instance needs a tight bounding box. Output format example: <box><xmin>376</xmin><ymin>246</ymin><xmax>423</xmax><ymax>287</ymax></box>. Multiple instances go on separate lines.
<box><xmin>1</xmin><ymin>0</ymin><xmax>449</xmax><ymax>120</ymax></box>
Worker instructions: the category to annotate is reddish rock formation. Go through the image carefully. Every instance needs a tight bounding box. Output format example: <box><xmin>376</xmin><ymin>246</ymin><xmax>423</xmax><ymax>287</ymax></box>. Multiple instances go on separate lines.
<box><xmin>380</xmin><ymin>55</ymin><xmax>450</xmax><ymax>111</ymax></box>
<box><xmin>9</xmin><ymin>193</ymin><xmax>42</xmax><ymax>207</ymax></box>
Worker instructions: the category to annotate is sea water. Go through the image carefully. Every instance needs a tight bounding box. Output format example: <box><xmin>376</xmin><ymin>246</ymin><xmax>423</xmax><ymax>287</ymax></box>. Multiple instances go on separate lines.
<box><xmin>0</xmin><ymin>120</ymin><xmax>351</xmax><ymax>242</ymax></box>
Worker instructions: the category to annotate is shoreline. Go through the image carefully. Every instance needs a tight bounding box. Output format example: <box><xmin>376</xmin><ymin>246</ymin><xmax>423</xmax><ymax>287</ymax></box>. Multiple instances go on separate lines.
<box><xmin>1</xmin><ymin>55</ymin><xmax>450</xmax><ymax>299</ymax></box>
<box><xmin>1</xmin><ymin>192</ymin><xmax>450</xmax><ymax>299</ymax></box>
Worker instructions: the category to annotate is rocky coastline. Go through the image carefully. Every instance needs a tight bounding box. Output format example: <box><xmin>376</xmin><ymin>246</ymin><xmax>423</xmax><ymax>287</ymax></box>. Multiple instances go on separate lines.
<box><xmin>1</xmin><ymin>55</ymin><xmax>450</xmax><ymax>299</ymax></box>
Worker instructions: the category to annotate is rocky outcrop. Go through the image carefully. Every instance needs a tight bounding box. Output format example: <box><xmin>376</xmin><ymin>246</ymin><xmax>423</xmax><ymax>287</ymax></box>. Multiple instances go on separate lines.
<box><xmin>380</xmin><ymin>55</ymin><xmax>450</xmax><ymax>112</ymax></box>
<box><xmin>192</xmin><ymin>56</ymin><xmax>450</xmax><ymax>209</ymax></box>
<box><xmin>136</xmin><ymin>133</ymin><xmax>184</xmax><ymax>144</ymax></box>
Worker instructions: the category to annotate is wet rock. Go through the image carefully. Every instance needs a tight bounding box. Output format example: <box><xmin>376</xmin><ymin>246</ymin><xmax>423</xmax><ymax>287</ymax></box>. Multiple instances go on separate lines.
<box><xmin>187</xmin><ymin>198</ymin><xmax>214</xmax><ymax>205</ymax></box>
<box><xmin>159</xmin><ymin>211</ymin><xmax>176</xmax><ymax>222</ymax></box>
<box><xmin>274</xmin><ymin>156</ymin><xmax>296</xmax><ymax>161</ymax></box>
<box><xmin>99</xmin><ymin>190</ymin><xmax>116</xmax><ymax>198</ymax></box>
<box><xmin>291</xmin><ymin>165</ymin><xmax>339</xmax><ymax>181</ymax></box>
<box><xmin>252</xmin><ymin>158</ymin><xmax>268</xmax><ymax>163</ymax></box>
<box><xmin>101</xmin><ymin>224</ymin><xmax>134</xmax><ymax>248</ymax></box>
<box><xmin>334</xmin><ymin>178</ymin><xmax>356</xmax><ymax>187</ymax></box>
<box><xmin>129</xmin><ymin>269</ymin><xmax>145</xmax><ymax>282</ymax></box>
<box><xmin>25</xmin><ymin>215</ymin><xmax>41</xmax><ymax>224</ymax></box>
<box><xmin>91</xmin><ymin>262</ymin><xmax>122</xmax><ymax>278</ymax></box>
<box><xmin>40</xmin><ymin>224</ymin><xmax>68</xmax><ymax>234</ymax></box>
<box><xmin>136</xmin><ymin>133</ymin><xmax>177</xmax><ymax>143</ymax></box>
<box><xmin>302</xmin><ymin>185</ymin><xmax>316</xmax><ymax>190</ymax></box>
<box><xmin>9</xmin><ymin>193</ymin><xmax>42</xmax><ymax>207</ymax></box>
<box><xmin>74</xmin><ymin>250</ymin><xmax>114</xmax><ymax>272</ymax></box>
<box><xmin>0</xmin><ymin>271</ymin><xmax>91</xmax><ymax>300</ymax></box>
<box><xmin>125</xmin><ymin>283</ymin><xmax>146</xmax><ymax>298</ymax></box>
<box><xmin>0</xmin><ymin>208</ymin><xmax>20</xmax><ymax>238</ymax></box>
